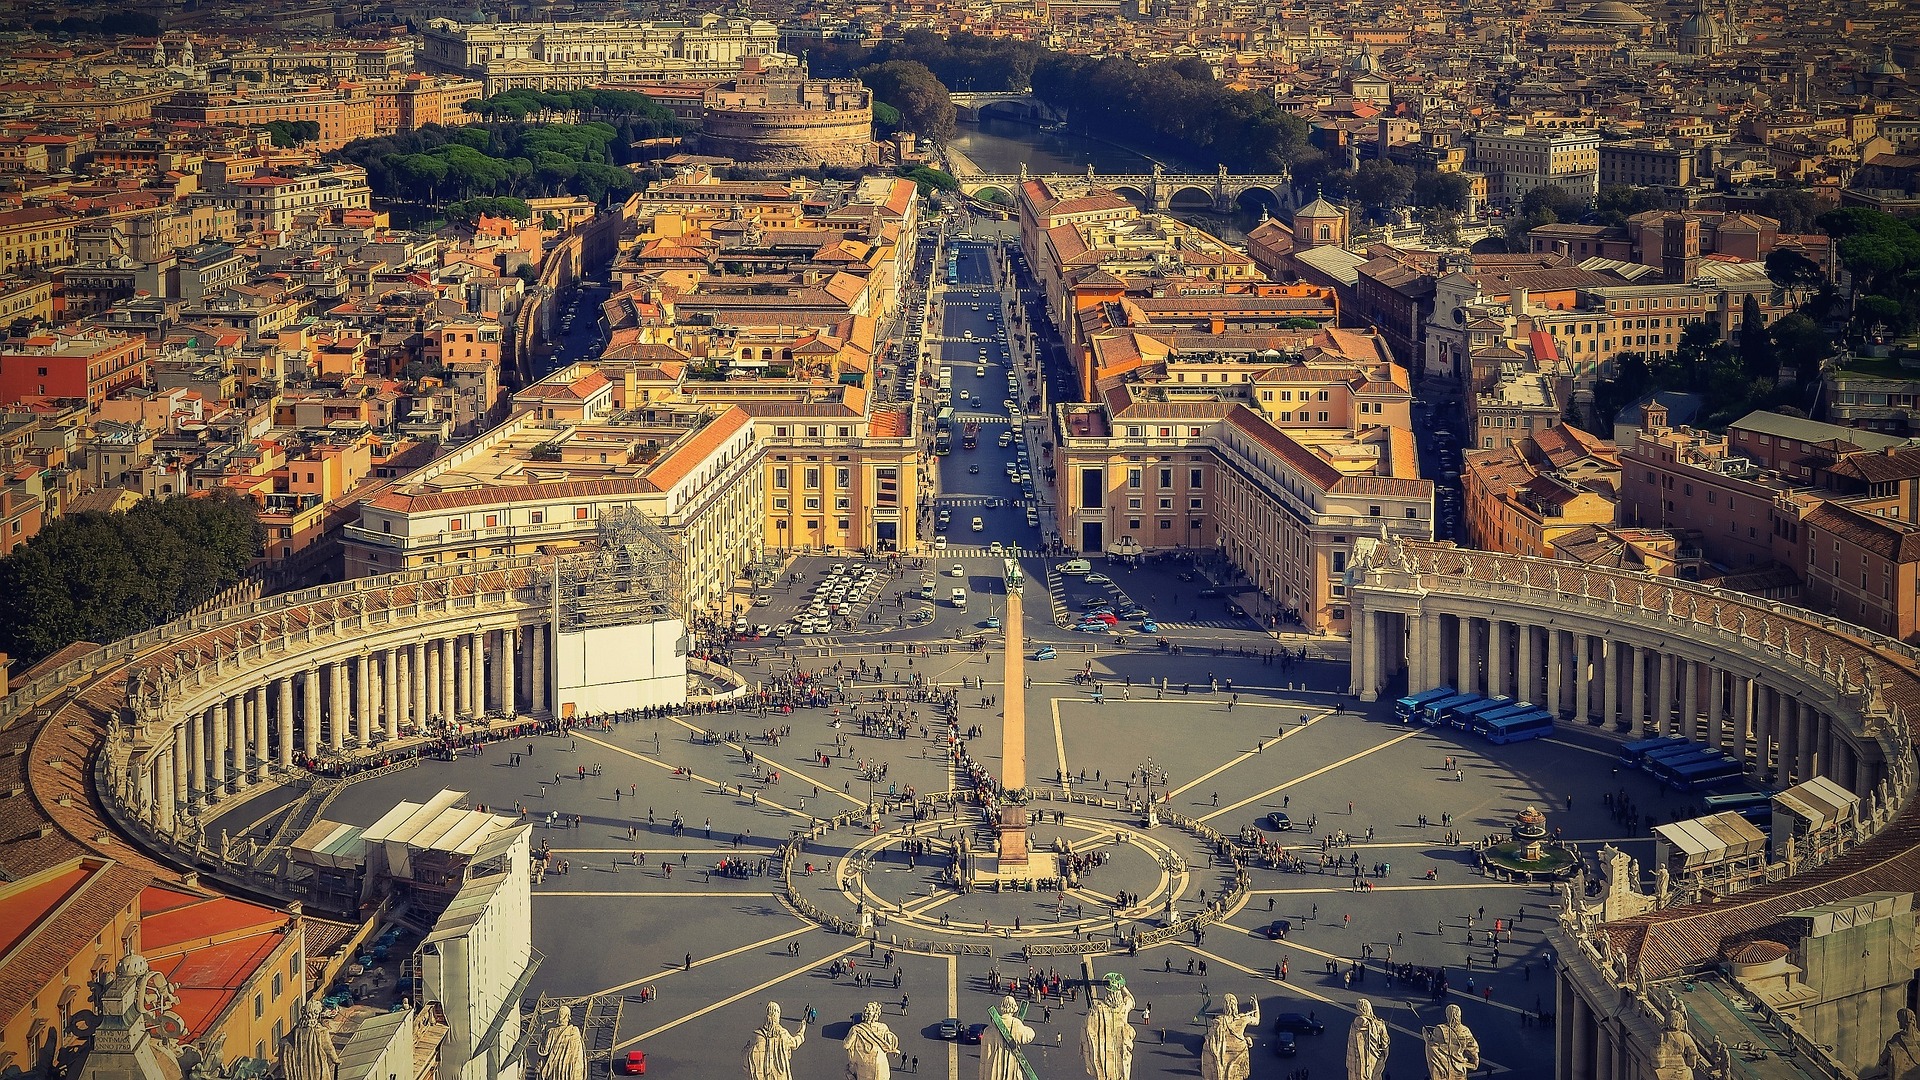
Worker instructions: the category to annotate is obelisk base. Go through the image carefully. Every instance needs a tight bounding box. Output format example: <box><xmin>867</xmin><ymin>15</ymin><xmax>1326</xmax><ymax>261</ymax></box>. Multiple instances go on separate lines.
<box><xmin>997</xmin><ymin>805</ymin><xmax>1030</xmax><ymax>866</ymax></box>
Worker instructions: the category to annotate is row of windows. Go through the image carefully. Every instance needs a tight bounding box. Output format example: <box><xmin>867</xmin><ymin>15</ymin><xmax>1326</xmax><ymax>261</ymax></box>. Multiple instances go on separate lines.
<box><xmin>773</xmin><ymin>467</ymin><xmax>854</xmax><ymax>489</ymax></box>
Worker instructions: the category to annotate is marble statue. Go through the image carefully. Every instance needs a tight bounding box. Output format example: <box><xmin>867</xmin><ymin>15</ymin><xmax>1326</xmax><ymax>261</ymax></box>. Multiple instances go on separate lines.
<box><xmin>1422</xmin><ymin>1004</ymin><xmax>1480</xmax><ymax>1080</ymax></box>
<box><xmin>980</xmin><ymin>995</ymin><xmax>1033</xmax><ymax>1080</ymax></box>
<box><xmin>743</xmin><ymin>1002</ymin><xmax>804</xmax><ymax>1080</ymax></box>
<box><xmin>539</xmin><ymin>1006</ymin><xmax>585</xmax><ymax>1080</ymax></box>
<box><xmin>844</xmin><ymin>1002</ymin><xmax>899</xmax><ymax>1080</ymax></box>
<box><xmin>1651</xmin><ymin>1007</ymin><xmax>1706</xmax><ymax>1080</ymax></box>
<box><xmin>1199</xmin><ymin>992</ymin><xmax>1258</xmax><ymax>1080</ymax></box>
<box><xmin>1082</xmin><ymin>973</ymin><xmax>1135</xmax><ymax>1080</ymax></box>
<box><xmin>1655</xmin><ymin>864</ymin><xmax>1671</xmax><ymax>904</ymax></box>
<box><xmin>1346</xmin><ymin>998</ymin><xmax>1389</xmax><ymax>1080</ymax></box>
<box><xmin>1882</xmin><ymin>1007</ymin><xmax>1920</xmax><ymax>1080</ymax></box>
<box><xmin>283</xmin><ymin>998</ymin><xmax>339</xmax><ymax>1080</ymax></box>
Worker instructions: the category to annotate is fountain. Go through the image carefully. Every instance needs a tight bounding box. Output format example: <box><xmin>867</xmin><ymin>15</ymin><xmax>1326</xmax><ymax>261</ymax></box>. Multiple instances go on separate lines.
<box><xmin>1483</xmin><ymin>804</ymin><xmax>1579</xmax><ymax>881</ymax></box>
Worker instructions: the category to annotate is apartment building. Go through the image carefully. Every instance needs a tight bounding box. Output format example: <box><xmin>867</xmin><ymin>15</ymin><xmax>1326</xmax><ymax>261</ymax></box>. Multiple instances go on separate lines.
<box><xmin>1470</xmin><ymin>127</ymin><xmax>1602</xmax><ymax>205</ymax></box>
<box><xmin>343</xmin><ymin>396</ymin><xmax>767</xmax><ymax>614</ymax></box>
<box><xmin>225</xmin><ymin>165</ymin><xmax>373</xmax><ymax>236</ymax></box>
<box><xmin>1804</xmin><ymin>446</ymin><xmax>1920</xmax><ymax>640</ymax></box>
<box><xmin>1619</xmin><ymin>400</ymin><xmax>1808</xmax><ymax>577</ymax></box>
<box><xmin>1462</xmin><ymin>424</ymin><xmax>1622</xmax><ymax>558</ymax></box>
<box><xmin>370</xmin><ymin>73</ymin><xmax>486</xmax><ymax>133</ymax></box>
<box><xmin>1598</xmin><ymin>138</ymin><xmax>1697</xmax><ymax>189</ymax></box>
<box><xmin>0</xmin><ymin>330</ymin><xmax>149</xmax><ymax>412</ymax></box>
<box><xmin>154</xmin><ymin>85</ymin><xmax>378</xmax><ymax>151</ymax></box>
<box><xmin>1052</xmin><ymin>334</ymin><xmax>1428</xmax><ymax>633</ymax></box>
<box><xmin>0</xmin><ymin>207</ymin><xmax>77</xmax><ymax>275</ymax></box>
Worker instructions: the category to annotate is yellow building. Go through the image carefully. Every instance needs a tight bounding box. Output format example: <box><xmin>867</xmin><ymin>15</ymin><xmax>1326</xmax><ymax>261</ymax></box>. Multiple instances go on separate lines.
<box><xmin>0</xmin><ymin>207</ymin><xmax>76</xmax><ymax>275</ymax></box>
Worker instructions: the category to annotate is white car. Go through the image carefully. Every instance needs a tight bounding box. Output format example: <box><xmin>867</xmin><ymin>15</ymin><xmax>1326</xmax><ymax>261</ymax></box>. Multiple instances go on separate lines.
<box><xmin>988</xmin><ymin>541</ymin><xmax>1006</xmax><ymax>554</ymax></box>
<box><xmin>950</xmin><ymin>563</ymin><xmax>966</xmax><ymax>578</ymax></box>
<box><xmin>971</xmin><ymin>517</ymin><xmax>984</xmax><ymax>532</ymax></box>
<box><xmin>933</xmin><ymin>536</ymin><xmax>948</xmax><ymax>550</ymax></box>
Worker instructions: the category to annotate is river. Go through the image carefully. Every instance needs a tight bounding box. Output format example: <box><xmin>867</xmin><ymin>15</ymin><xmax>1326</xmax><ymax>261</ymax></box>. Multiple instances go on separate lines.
<box><xmin>946</xmin><ymin>117</ymin><xmax>1270</xmax><ymax>243</ymax></box>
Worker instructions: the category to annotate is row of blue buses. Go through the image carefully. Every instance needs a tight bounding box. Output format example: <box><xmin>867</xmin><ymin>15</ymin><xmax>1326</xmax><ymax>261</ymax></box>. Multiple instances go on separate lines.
<box><xmin>1390</xmin><ymin>687</ymin><xmax>1556</xmax><ymax>745</ymax></box>
<box><xmin>1615</xmin><ymin>735</ymin><xmax>1748</xmax><ymax>790</ymax></box>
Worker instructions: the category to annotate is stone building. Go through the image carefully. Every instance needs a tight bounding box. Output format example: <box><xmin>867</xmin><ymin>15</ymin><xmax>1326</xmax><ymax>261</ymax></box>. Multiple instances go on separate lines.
<box><xmin>697</xmin><ymin>60</ymin><xmax>873</xmax><ymax>171</ymax></box>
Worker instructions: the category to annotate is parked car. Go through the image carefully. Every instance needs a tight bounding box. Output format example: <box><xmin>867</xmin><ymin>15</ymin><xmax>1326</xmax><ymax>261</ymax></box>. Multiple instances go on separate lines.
<box><xmin>1074</xmin><ymin>621</ymin><xmax>1111</xmax><ymax>633</ymax></box>
<box><xmin>940</xmin><ymin>1018</ymin><xmax>962</xmax><ymax>1040</ymax></box>
<box><xmin>1265</xmin><ymin>919</ymin><xmax>1292</xmax><ymax>940</ymax></box>
<box><xmin>1034</xmin><ymin>646</ymin><xmax>1057</xmax><ymax>660</ymax></box>
<box><xmin>1086</xmin><ymin>572</ymin><xmax>1111</xmax><ymax>584</ymax></box>
<box><xmin>621</xmin><ymin>1051</ymin><xmax>647</xmax><ymax>1074</ymax></box>
<box><xmin>1272</xmin><ymin>1013</ymin><xmax>1326</xmax><ymax>1036</ymax></box>
<box><xmin>1272</xmin><ymin>1031</ymin><xmax>1297</xmax><ymax>1057</ymax></box>
<box><xmin>1061</xmin><ymin>559</ymin><xmax>1092</xmax><ymax>574</ymax></box>
<box><xmin>1139</xmin><ymin>620</ymin><xmax>1159</xmax><ymax>633</ymax></box>
<box><xmin>1267</xmin><ymin>811</ymin><xmax>1293</xmax><ymax>831</ymax></box>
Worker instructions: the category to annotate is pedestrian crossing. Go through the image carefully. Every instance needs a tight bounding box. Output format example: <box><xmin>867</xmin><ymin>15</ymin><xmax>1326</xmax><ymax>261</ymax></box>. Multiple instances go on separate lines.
<box><xmin>932</xmin><ymin>494</ymin><xmax>1040</xmax><ymax>508</ymax></box>
<box><xmin>926</xmin><ymin>545</ymin><xmax>1048</xmax><ymax>558</ymax></box>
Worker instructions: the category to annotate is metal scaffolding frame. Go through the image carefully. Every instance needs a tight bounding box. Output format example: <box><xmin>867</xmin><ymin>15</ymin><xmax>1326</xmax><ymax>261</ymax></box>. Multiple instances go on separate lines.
<box><xmin>543</xmin><ymin>508</ymin><xmax>686</xmax><ymax>634</ymax></box>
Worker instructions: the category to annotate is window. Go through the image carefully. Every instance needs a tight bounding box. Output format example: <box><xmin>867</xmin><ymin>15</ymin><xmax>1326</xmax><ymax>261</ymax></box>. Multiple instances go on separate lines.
<box><xmin>1127</xmin><ymin>468</ymin><xmax>1142</xmax><ymax>489</ymax></box>
<box><xmin>484</xmin><ymin>514</ymin><xmax>498</xmax><ymax>528</ymax></box>
<box><xmin>1406</xmin><ymin>507</ymin><xmax>1419</xmax><ymax>518</ymax></box>
<box><xmin>450</xmin><ymin>518</ymin><xmax>464</xmax><ymax>531</ymax></box>
<box><xmin>838</xmin><ymin>518</ymin><xmax>850</xmax><ymax>530</ymax></box>
<box><xmin>774</xmin><ymin>468</ymin><xmax>788</xmax><ymax>489</ymax></box>
<box><xmin>804</xmin><ymin>468</ymin><xmax>820</xmax><ymax>489</ymax></box>
<box><xmin>1128</xmin><ymin>498</ymin><xmax>1142</xmax><ymax>510</ymax></box>
<box><xmin>774</xmin><ymin>497</ymin><xmax>789</xmax><ymax>510</ymax></box>
<box><xmin>1158</xmin><ymin>498</ymin><xmax>1173</xmax><ymax>510</ymax></box>
<box><xmin>835</xmin><ymin>467</ymin><xmax>850</xmax><ymax>489</ymax></box>
<box><xmin>530</xmin><ymin>510</ymin><xmax>544</xmax><ymax>525</ymax></box>
<box><xmin>1129</xmin><ymin>518</ymin><xmax>1142</xmax><ymax>529</ymax></box>
<box><xmin>805</xmin><ymin>497</ymin><xmax>821</xmax><ymax>510</ymax></box>
<box><xmin>575</xmin><ymin>507</ymin><xmax>588</xmax><ymax>521</ymax></box>
<box><xmin>255</xmin><ymin>993</ymin><xmax>264</xmax><ymax>1019</ymax></box>
<box><xmin>1190</xmin><ymin>468</ymin><xmax>1204</xmax><ymax>488</ymax></box>
<box><xmin>1159</xmin><ymin>468</ymin><xmax>1173</xmax><ymax>488</ymax></box>
<box><xmin>1369</xmin><ymin>505</ymin><xmax>1382</xmax><ymax>517</ymax></box>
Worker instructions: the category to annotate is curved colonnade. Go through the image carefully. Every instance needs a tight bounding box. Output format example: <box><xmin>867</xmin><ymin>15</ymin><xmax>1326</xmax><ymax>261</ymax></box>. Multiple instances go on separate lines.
<box><xmin>11</xmin><ymin>556</ymin><xmax>581</xmax><ymax>866</ymax></box>
<box><xmin>1348</xmin><ymin>538</ymin><xmax>1910</xmax><ymax>804</ymax></box>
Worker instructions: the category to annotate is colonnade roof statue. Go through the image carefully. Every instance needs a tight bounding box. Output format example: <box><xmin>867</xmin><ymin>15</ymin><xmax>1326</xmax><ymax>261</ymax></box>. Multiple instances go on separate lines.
<box><xmin>743</xmin><ymin>1001</ymin><xmax>804</xmax><ymax>1080</ymax></box>
<box><xmin>1346</xmin><ymin>998</ymin><xmax>1388</xmax><ymax>1080</ymax></box>
<box><xmin>283</xmin><ymin>998</ymin><xmax>340</xmax><ymax>1080</ymax></box>
<box><xmin>1082</xmin><ymin>973</ymin><xmax>1136</xmax><ymax>1080</ymax></box>
<box><xmin>1198</xmin><ymin>993</ymin><xmax>1257</xmax><ymax>1080</ymax></box>
<box><xmin>1421</xmin><ymin>1003</ymin><xmax>1479</xmax><ymax>1080</ymax></box>
<box><xmin>537</xmin><ymin>1006</ymin><xmax>584</xmax><ymax>1080</ymax></box>
<box><xmin>844</xmin><ymin>1001</ymin><xmax>898</xmax><ymax>1080</ymax></box>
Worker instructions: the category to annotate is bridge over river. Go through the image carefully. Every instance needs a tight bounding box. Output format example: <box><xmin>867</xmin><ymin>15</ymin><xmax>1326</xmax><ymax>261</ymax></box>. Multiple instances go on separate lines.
<box><xmin>954</xmin><ymin>162</ymin><xmax>1296</xmax><ymax>214</ymax></box>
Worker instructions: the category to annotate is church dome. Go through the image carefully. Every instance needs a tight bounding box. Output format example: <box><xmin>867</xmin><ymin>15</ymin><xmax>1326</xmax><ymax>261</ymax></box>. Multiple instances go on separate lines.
<box><xmin>1570</xmin><ymin>0</ymin><xmax>1652</xmax><ymax>25</ymax></box>
<box><xmin>1867</xmin><ymin>46</ymin><xmax>1906</xmax><ymax>77</ymax></box>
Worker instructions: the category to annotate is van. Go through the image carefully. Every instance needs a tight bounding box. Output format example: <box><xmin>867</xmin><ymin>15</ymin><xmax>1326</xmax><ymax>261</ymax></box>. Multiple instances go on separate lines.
<box><xmin>921</xmin><ymin>579</ymin><xmax>936</xmax><ymax>599</ymax></box>
<box><xmin>1061</xmin><ymin>559</ymin><xmax>1093</xmax><ymax>574</ymax></box>
<box><xmin>950</xmin><ymin>588</ymin><xmax>968</xmax><ymax>609</ymax></box>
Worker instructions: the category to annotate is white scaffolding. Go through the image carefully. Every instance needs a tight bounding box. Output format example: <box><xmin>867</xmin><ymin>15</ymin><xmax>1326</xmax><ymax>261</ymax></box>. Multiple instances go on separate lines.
<box><xmin>545</xmin><ymin>508</ymin><xmax>685</xmax><ymax>634</ymax></box>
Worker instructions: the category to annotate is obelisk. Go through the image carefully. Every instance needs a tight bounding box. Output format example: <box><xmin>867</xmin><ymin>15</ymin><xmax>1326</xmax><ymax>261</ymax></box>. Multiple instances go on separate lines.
<box><xmin>997</xmin><ymin>559</ymin><xmax>1029</xmax><ymax>869</ymax></box>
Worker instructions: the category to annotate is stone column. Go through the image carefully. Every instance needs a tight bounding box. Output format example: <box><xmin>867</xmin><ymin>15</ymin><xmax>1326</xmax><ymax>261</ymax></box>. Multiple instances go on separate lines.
<box><xmin>1778</xmin><ymin>694</ymin><xmax>1799</xmax><ymax>785</ymax></box>
<box><xmin>384</xmin><ymin>649</ymin><xmax>401</xmax><ymax>741</ymax></box>
<box><xmin>276</xmin><ymin>677</ymin><xmax>293</xmax><ymax>769</ymax></box>
<box><xmin>210</xmin><ymin>699</ymin><xmax>229</xmax><ymax>797</ymax></box>
<box><xmin>1601</xmin><ymin>638</ymin><xmax>1619</xmax><ymax>728</ymax></box>
<box><xmin>329</xmin><ymin>661</ymin><xmax>347</xmax><ymax>750</ymax></box>
<box><xmin>1546</xmin><ymin>627</ymin><xmax>1563</xmax><ymax>715</ymax></box>
<box><xmin>1516</xmin><ymin>621</ymin><xmax>1535</xmax><ymax>704</ymax></box>
<box><xmin>1732</xmin><ymin>676</ymin><xmax>1752</xmax><ymax>767</ymax></box>
<box><xmin>353</xmin><ymin>655</ymin><xmax>372</xmax><ymax>744</ymax></box>
<box><xmin>1556</xmin><ymin>975</ymin><xmax>1576</xmax><ymax>1080</ymax></box>
<box><xmin>1798</xmin><ymin>703</ymin><xmax>1818</xmax><ymax>781</ymax></box>
<box><xmin>530</xmin><ymin>624</ymin><xmax>548</xmax><ymax>714</ymax></box>
<box><xmin>1487</xmin><ymin>618</ymin><xmax>1506</xmax><ymax>700</ymax></box>
<box><xmin>1359</xmin><ymin>609</ymin><xmax>1383</xmax><ymax>702</ymax></box>
<box><xmin>155</xmin><ymin>748</ymin><xmax>175</xmax><ymax>832</ymax></box>
<box><xmin>227</xmin><ymin>696</ymin><xmax>250</xmax><ymax>791</ymax></box>
<box><xmin>440</xmin><ymin>637</ymin><xmax>458</xmax><ymax>723</ymax></box>
<box><xmin>302</xmin><ymin>668</ymin><xmax>320</xmax><ymax>762</ymax></box>
<box><xmin>185</xmin><ymin>710</ymin><xmax>203</xmax><ymax>802</ymax></box>
<box><xmin>1706</xmin><ymin>668</ymin><xmax>1725</xmax><ymax>750</ymax></box>
<box><xmin>501</xmin><ymin>627</ymin><xmax>518</xmax><ymax>717</ymax></box>
<box><xmin>1680</xmin><ymin>658</ymin><xmax>1700</xmax><ymax>742</ymax></box>
<box><xmin>1656</xmin><ymin>651</ymin><xmax>1675</xmax><ymax>737</ymax></box>
<box><xmin>1348</xmin><ymin>599</ymin><xmax>1369</xmax><ymax>699</ymax></box>
<box><xmin>1628</xmin><ymin>646</ymin><xmax>1648</xmax><ymax>735</ymax></box>
<box><xmin>251</xmin><ymin>685</ymin><xmax>269</xmax><ymax>781</ymax></box>
<box><xmin>412</xmin><ymin>642</ymin><xmax>429</xmax><ymax>729</ymax></box>
<box><xmin>172</xmin><ymin>723</ymin><xmax>189</xmax><ymax>818</ymax></box>
<box><xmin>470</xmin><ymin>631</ymin><xmax>488</xmax><ymax>716</ymax></box>
<box><xmin>1406</xmin><ymin>610</ymin><xmax>1427</xmax><ymax>692</ymax></box>
<box><xmin>136</xmin><ymin>755</ymin><xmax>154</xmax><ymax>824</ymax></box>
<box><xmin>1456</xmin><ymin>615</ymin><xmax>1474</xmax><ymax>696</ymax></box>
<box><xmin>1569</xmin><ymin>997</ymin><xmax>1593</xmax><ymax>1080</ymax></box>
<box><xmin>1573</xmin><ymin>635</ymin><xmax>1591</xmax><ymax>723</ymax></box>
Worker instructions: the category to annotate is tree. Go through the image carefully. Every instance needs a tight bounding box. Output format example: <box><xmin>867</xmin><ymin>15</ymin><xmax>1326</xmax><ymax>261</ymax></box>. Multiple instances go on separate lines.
<box><xmin>857</xmin><ymin>61</ymin><xmax>955</xmax><ymax>142</ymax></box>
<box><xmin>1504</xmin><ymin>184</ymin><xmax>1585</xmax><ymax>251</ymax></box>
<box><xmin>1168</xmin><ymin>57</ymin><xmax>1214</xmax><ymax>82</ymax></box>
<box><xmin>1348</xmin><ymin>160</ymin><xmax>1414</xmax><ymax>218</ymax></box>
<box><xmin>1765</xmin><ymin>248</ymin><xmax>1824</xmax><ymax>302</ymax></box>
<box><xmin>1595</xmin><ymin>184</ymin><xmax>1661</xmax><ymax>227</ymax></box>
<box><xmin>1768</xmin><ymin>313</ymin><xmax>1830</xmax><ymax>384</ymax></box>
<box><xmin>1411</xmin><ymin>171</ymin><xmax>1471</xmax><ymax>215</ymax></box>
<box><xmin>1738</xmin><ymin>293</ymin><xmax>1774</xmax><ymax>381</ymax></box>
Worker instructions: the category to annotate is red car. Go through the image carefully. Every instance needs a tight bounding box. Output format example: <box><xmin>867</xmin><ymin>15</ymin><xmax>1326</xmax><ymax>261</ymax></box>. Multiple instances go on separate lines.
<box><xmin>622</xmin><ymin>1051</ymin><xmax>646</xmax><ymax>1075</ymax></box>
<box><xmin>1079</xmin><ymin>611</ymin><xmax>1118</xmax><ymax>625</ymax></box>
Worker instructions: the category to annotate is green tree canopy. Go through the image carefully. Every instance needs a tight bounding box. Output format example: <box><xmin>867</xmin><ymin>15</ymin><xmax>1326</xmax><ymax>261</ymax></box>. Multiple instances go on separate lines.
<box><xmin>857</xmin><ymin>60</ymin><xmax>956</xmax><ymax>142</ymax></box>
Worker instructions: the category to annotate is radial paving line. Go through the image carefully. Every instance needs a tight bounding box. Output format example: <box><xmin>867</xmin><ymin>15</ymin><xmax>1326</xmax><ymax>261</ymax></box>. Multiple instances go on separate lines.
<box><xmin>537</xmin><ymin>889</ymin><xmax>778</xmax><ymax>897</ymax></box>
<box><xmin>1166</xmin><ymin>710</ymin><xmax>1329</xmax><ymax>798</ymax></box>
<box><xmin>947</xmin><ymin>954</ymin><xmax>960</xmax><ymax>1078</ymax></box>
<box><xmin>661</xmin><ymin>716</ymin><xmax>867</xmax><ymax>809</ymax></box>
<box><xmin>1198</xmin><ymin>729</ymin><xmax>1427</xmax><ymax>824</ymax></box>
<box><xmin>1186</xmin><ymin>945</ymin><xmax>1513</xmax><ymax>1074</ymax></box>
<box><xmin>617</xmin><ymin>940</ymin><xmax>869</xmax><ymax>1047</ymax></box>
<box><xmin>573</xmin><ymin>730</ymin><xmax>825</xmax><ymax>819</ymax></box>
<box><xmin>581</xmin><ymin>924</ymin><xmax>818</xmax><ymax>1000</ymax></box>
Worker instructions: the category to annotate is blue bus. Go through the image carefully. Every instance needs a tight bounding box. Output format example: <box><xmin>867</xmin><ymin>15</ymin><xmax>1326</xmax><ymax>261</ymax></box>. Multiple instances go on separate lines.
<box><xmin>1395</xmin><ymin>687</ymin><xmax>1456</xmax><ymax>724</ymax></box>
<box><xmin>1649</xmin><ymin>748</ymin><xmax>1729</xmax><ymax>781</ymax></box>
<box><xmin>1420</xmin><ymin>693</ymin><xmax>1482</xmax><ymax>726</ymax></box>
<box><xmin>1449</xmin><ymin>697</ymin><xmax>1514</xmax><ymax>731</ymax></box>
<box><xmin>1670</xmin><ymin>756</ymin><xmax>1746</xmax><ymax>791</ymax></box>
<box><xmin>1469</xmin><ymin>701</ymin><xmax>1539</xmax><ymax>736</ymax></box>
<box><xmin>1701</xmin><ymin>791</ymin><xmax>1772</xmax><ymax>815</ymax></box>
<box><xmin>1648</xmin><ymin>748</ymin><xmax>1725</xmax><ymax>781</ymax></box>
<box><xmin>1620</xmin><ymin>736</ymin><xmax>1689</xmax><ymax>766</ymax></box>
<box><xmin>1642</xmin><ymin>742</ymin><xmax>1711</xmax><ymax>773</ymax></box>
<box><xmin>1484</xmin><ymin>710</ymin><xmax>1556</xmax><ymax>745</ymax></box>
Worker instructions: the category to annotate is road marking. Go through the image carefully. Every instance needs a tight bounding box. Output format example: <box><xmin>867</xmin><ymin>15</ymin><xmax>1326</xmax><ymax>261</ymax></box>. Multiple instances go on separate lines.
<box><xmin>1198</xmin><ymin>729</ymin><xmax>1427</xmax><ymax>824</ymax></box>
<box><xmin>618</xmin><ymin>940</ymin><xmax>868</xmax><ymax>1047</ymax></box>
<box><xmin>1244</xmin><ymin>882</ymin><xmax>1537</xmax><ymax>895</ymax></box>
<box><xmin>1051</xmin><ymin>697</ymin><xmax>1071</xmax><ymax>795</ymax></box>
<box><xmin>572</xmin><ymin>730</ymin><xmax>842</xmax><ymax>818</ymax></box>
<box><xmin>581</xmin><ymin>924</ymin><xmax>817</xmax><ymax>1000</ymax></box>
<box><xmin>1167</xmin><ymin>710</ymin><xmax>1328</xmax><ymax>798</ymax></box>
<box><xmin>1184</xmin><ymin>945</ymin><xmax>1515</xmax><ymax>1074</ymax></box>
<box><xmin>657</xmin><ymin>718</ymin><xmax>866</xmax><ymax>809</ymax></box>
<box><xmin>538</xmin><ymin>890</ymin><xmax>778</xmax><ymax>897</ymax></box>
<box><xmin>947</xmin><ymin>953</ymin><xmax>961</xmax><ymax>1078</ymax></box>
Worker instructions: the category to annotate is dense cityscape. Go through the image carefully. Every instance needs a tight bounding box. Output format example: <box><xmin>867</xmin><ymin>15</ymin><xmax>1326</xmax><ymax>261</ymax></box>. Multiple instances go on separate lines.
<box><xmin>0</xmin><ymin>0</ymin><xmax>1916</xmax><ymax>1079</ymax></box>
